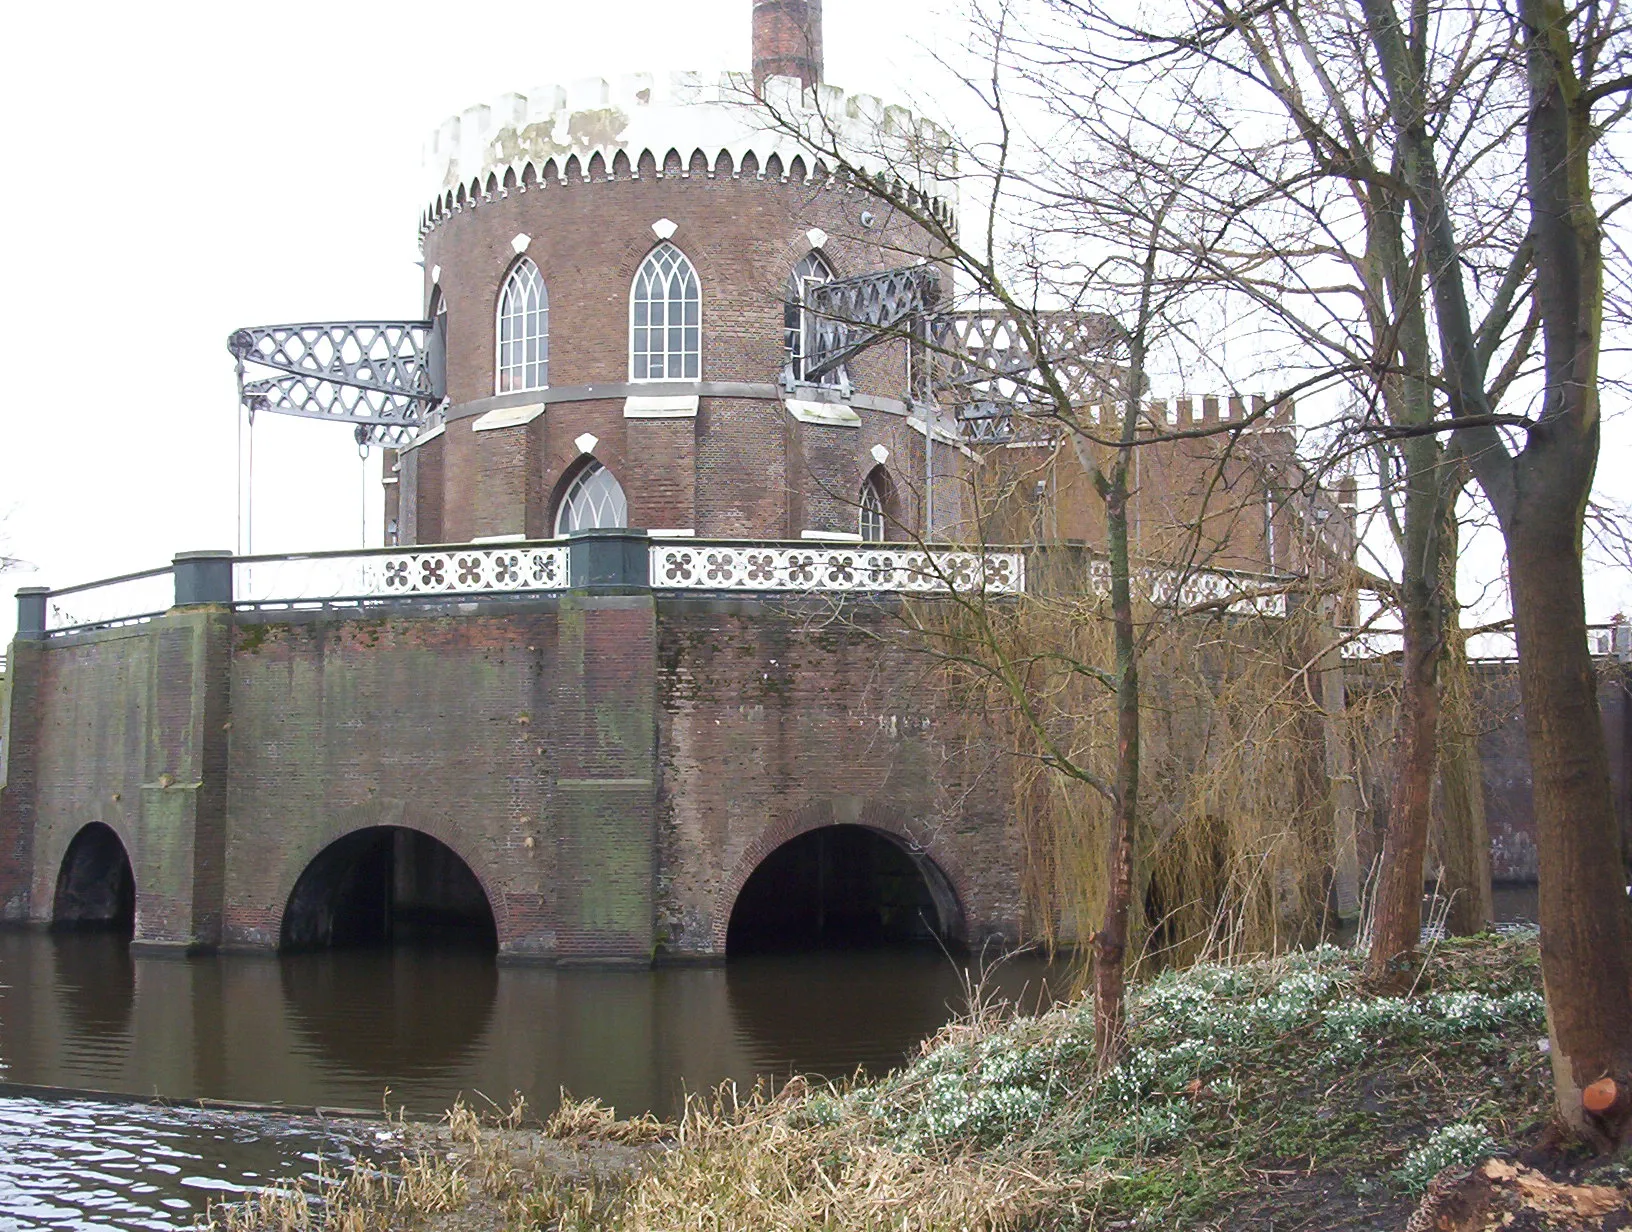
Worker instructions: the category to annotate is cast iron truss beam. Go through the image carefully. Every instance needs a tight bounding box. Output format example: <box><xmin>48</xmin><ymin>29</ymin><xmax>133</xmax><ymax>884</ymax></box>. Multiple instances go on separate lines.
<box><xmin>931</xmin><ymin>310</ymin><xmax>1119</xmax><ymax>443</ymax></box>
<box><xmin>227</xmin><ymin>321</ymin><xmax>445</xmax><ymax>445</ymax></box>
<box><xmin>802</xmin><ymin>266</ymin><xmax>944</xmax><ymax>383</ymax></box>
<box><xmin>798</xmin><ymin>264</ymin><xmax>1118</xmax><ymax>443</ymax></box>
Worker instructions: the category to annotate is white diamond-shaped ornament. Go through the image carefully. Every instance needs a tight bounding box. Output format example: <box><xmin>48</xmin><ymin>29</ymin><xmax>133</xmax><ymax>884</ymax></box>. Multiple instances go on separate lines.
<box><xmin>871</xmin><ymin>444</ymin><xmax>890</xmax><ymax>465</ymax></box>
<box><xmin>651</xmin><ymin>218</ymin><xmax>678</xmax><ymax>239</ymax></box>
<box><xmin>806</xmin><ymin>228</ymin><xmax>829</xmax><ymax>249</ymax></box>
<box><xmin>511</xmin><ymin>233</ymin><xmax>532</xmax><ymax>254</ymax></box>
<box><xmin>575</xmin><ymin>433</ymin><xmax>599</xmax><ymax>455</ymax></box>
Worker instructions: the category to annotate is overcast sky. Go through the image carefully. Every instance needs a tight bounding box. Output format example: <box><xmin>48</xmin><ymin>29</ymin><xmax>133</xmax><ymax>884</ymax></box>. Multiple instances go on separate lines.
<box><xmin>0</xmin><ymin>0</ymin><xmax>954</xmax><ymax>642</ymax></box>
<box><xmin>0</xmin><ymin>0</ymin><xmax>1627</xmax><ymax>645</ymax></box>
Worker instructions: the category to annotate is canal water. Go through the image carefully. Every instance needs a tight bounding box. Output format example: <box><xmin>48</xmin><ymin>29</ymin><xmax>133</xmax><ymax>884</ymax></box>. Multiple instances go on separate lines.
<box><xmin>0</xmin><ymin>933</ymin><xmax>1058</xmax><ymax>1229</ymax></box>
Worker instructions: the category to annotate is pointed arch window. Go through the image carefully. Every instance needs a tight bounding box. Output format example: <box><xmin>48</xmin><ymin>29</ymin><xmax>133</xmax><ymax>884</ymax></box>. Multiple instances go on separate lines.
<box><xmin>555</xmin><ymin>461</ymin><xmax>629</xmax><ymax>536</ymax></box>
<box><xmin>860</xmin><ymin>474</ymin><xmax>887</xmax><ymax>542</ymax></box>
<box><xmin>496</xmin><ymin>258</ymin><xmax>549</xmax><ymax>393</ymax></box>
<box><xmin>631</xmin><ymin>243</ymin><xmax>701</xmax><ymax>381</ymax></box>
<box><xmin>786</xmin><ymin>251</ymin><xmax>838</xmax><ymax>384</ymax></box>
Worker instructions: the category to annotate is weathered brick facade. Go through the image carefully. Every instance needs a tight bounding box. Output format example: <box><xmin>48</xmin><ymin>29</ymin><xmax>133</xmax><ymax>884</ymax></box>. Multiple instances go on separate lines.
<box><xmin>0</xmin><ymin>588</ymin><xmax>1019</xmax><ymax>963</ymax></box>
<box><xmin>404</xmin><ymin>148</ymin><xmax>943</xmax><ymax>547</ymax></box>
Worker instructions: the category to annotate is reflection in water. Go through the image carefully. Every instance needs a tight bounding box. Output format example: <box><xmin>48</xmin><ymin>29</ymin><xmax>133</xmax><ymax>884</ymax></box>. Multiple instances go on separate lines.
<box><xmin>281</xmin><ymin>947</ymin><xmax>498</xmax><ymax>1077</ymax></box>
<box><xmin>53</xmin><ymin>933</ymin><xmax>135</xmax><ymax>1040</ymax></box>
<box><xmin>0</xmin><ymin>931</ymin><xmax>1057</xmax><ymax>1119</ymax></box>
<box><xmin>725</xmin><ymin>951</ymin><xmax>1060</xmax><ymax>1081</ymax></box>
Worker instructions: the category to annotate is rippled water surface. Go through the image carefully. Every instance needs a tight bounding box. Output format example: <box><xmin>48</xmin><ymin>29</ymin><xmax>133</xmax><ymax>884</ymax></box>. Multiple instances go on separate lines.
<box><xmin>0</xmin><ymin>932</ymin><xmax>1059</xmax><ymax>1227</ymax></box>
<box><xmin>0</xmin><ymin>1098</ymin><xmax>379</xmax><ymax>1230</ymax></box>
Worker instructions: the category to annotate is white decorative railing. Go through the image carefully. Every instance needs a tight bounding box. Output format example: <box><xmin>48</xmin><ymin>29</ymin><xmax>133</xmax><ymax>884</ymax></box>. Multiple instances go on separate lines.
<box><xmin>650</xmin><ymin>543</ymin><xmax>1026</xmax><ymax>594</ymax></box>
<box><xmin>44</xmin><ymin>567</ymin><xmax>176</xmax><ymax>634</ymax></box>
<box><xmin>1087</xmin><ymin>560</ymin><xmax>1288</xmax><ymax>618</ymax></box>
<box><xmin>1343</xmin><ymin>625</ymin><xmax>1630</xmax><ymax>664</ymax></box>
<box><xmin>233</xmin><ymin>545</ymin><xmax>570</xmax><ymax>608</ymax></box>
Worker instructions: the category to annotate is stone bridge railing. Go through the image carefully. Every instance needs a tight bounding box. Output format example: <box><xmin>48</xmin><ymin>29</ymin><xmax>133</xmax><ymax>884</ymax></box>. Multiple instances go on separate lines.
<box><xmin>15</xmin><ymin>538</ymin><xmax>1631</xmax><ymax>668</ymax></box>
<box><xmin>13</xmin><ymin>533</ymin><xmax>1027</xmax><ymax>638</ymax></box>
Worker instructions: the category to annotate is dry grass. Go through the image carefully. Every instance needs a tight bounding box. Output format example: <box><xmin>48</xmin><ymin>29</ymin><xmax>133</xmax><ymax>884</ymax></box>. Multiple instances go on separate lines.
<box><xmin>616</xmin><ymin>1083</ymin><xmax>1097</xmax><ymax>1232</ymax></box>
<box><xmin>200</xmin><ymin>936</ymin><xmax>1555</xmax><ymax>1232</ymax></box>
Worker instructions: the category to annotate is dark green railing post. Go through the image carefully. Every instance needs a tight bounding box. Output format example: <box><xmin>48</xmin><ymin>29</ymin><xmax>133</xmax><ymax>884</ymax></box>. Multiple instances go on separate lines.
<box><xmin>172</xmin><ymin>551</ymin><xmax>235</xmax><ymax>607</ymax></box>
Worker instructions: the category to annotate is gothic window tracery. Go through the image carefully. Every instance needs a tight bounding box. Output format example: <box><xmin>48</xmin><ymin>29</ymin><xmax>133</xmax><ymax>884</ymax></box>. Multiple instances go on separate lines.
<box><xmin>786</xmin><ymin>250</ymin><xmax>839</xmax><ymax>384</ymax></box>
<box><xmin>631</xmin><ymin>243</ymin><xmax>701</xmax><ymax>381</ymax></box>
<box><xmin>555</xmin><ymin>461</ymin><xmax>629</xmax><ymax>536</ymax></box>
<box><xmin>496</xmin><ymin>259</ymin><xmax>549</xmax><ymax>393</ymax></box>
<box><xmin>860</xmin><ymin>473</ymin><xmax>887</xmax><ymax>541</ymax></box>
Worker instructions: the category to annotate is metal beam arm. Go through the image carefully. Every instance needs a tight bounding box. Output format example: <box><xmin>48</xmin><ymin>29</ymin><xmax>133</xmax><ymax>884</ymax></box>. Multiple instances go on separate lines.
<box><xmin>802</xmin><ymin>266</ymin><xmax>943</xmax><ymax>382</ymax></box>
<box><xmin>228</xmin><ymin>319</ymin><xmax>445</xmax><ymax>444</ymax></box>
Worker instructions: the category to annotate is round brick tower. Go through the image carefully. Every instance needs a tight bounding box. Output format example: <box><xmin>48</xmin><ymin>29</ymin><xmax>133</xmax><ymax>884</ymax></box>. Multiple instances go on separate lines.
<box><xmin>392</xmin><ymin>7</ymin><xmax>958</xmax><ymax>549</ymax></box>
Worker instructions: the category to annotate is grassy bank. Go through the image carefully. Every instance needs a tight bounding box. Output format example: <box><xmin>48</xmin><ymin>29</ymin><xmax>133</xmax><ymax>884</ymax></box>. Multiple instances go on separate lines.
<box><xmin>204</xmin><ymin>933</ymin><xmax>1632</xmax><ymax>1230</ymax></box>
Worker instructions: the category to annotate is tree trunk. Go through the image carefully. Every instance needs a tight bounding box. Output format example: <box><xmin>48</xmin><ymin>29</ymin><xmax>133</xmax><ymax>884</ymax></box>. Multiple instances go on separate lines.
<box><xmin>1511</xmin><ymin>515</ymin><xmax>1632</xmax><ymax>1143</ymax></box>
<box><xmin>1434</xmin><ymin>710</ymin><xmax>1494</xmax><ymax>936</ymax></box>
<box><xmin>1317</xmin><ymin>611</ymin><xmax>1362</xmax><ymax>922</ymax></box>
<box><xmin>1366</xmin><ymin>594</ymin><xmax>1439</xmax><ymax>985</ymax></box>
<box><xmin>1504</xmin><ymin>0</ymin><xmax>1632</xmax><ymax>1145</ymax></box>
<box><xmin>1433</xmin><ymin>579</ymin><xmax>1493</xmax><ymax>937</ymax></box>
<box><xmin>1093</xmin><ymin>454</ymin><xmax>1137</xmax><ymax>1071</ymax></box>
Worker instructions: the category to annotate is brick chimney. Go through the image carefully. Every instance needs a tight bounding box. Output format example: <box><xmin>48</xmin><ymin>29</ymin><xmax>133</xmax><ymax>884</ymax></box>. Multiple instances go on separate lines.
<box><xmin>752</xmin><ymin>0</ymin><xmax>823</xmax><ymax>91</ymax></box>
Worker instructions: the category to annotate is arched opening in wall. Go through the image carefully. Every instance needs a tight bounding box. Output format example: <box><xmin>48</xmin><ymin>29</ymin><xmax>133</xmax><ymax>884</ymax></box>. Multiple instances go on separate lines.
<box><xmin>727</xmin><ymin>825</ymin><xmax>964</xmax><ymax>955</ymax></box>
<box><xmin>52</xmin><ymin>824</ymin><xmax>135</xmax><ymax>934</ymax></box>
<box><xmin>280</xmin><ymin>827</ymin><xmax>497</xmax><ymax>953</ymax></box>
<box><xmin>554</xmin><ymin>459</ymin><xmax>629</xmax><ymax>535</ymax></box>
<box><xmin>859</xmin><ymin>465</ymin><xmax>903</xmax><ymax>541</ymax></box>
<box><xmin>786</xmin><ymin>250</ymin><xmax>841</xmax><ymax>385</ymax></box>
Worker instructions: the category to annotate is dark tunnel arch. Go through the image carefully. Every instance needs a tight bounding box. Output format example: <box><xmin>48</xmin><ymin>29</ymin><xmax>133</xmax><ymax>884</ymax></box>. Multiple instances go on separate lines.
<box><xmin>52</xmin><ymin>823</ymin><xmax>135</xmax><ymax>934</ymax></box>
<box><xmin>281</xmin><ymin>827</ymin><xmax>497</xmax><ymax>952</ymax></box>
<box><xmin>726</xmin><ymin>824</ymin><xmax>965</xmax><ymax>955</ymax></box>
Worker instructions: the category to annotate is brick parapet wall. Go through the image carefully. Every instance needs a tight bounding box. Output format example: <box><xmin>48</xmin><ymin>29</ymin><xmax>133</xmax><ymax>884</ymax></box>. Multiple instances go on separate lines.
<box><xmin>3</xmin><ymin>594</ymin><xmax>1025</xmax><ymax>962</ymax></box>
<box><xmin>0</xmin><ymin>639</ymin><xmax>45</xmax><ymax>921</ymax></box>
<box><xmin>652</xmin><ymin>595</ymin><xmax>1021</xmax><ymax>956</ymax></box>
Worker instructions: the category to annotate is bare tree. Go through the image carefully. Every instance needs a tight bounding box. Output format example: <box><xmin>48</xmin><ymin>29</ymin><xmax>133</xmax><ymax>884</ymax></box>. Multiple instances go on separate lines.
<box><xmin>754</xmin><ymin>11</ymin><xmax>1350</xmax><ymax>1062</ymax></box>
<box><xmin>1025</xmin><ymin>0</ymin><xmax>1632</xmax><ymax>1141</ymax></box>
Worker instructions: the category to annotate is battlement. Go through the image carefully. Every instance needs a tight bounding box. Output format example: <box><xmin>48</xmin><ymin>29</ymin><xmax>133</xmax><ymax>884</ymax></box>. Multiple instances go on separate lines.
<box><xmin>420</xmin><ymin>72</ymin><xmax>957</xmax><ymax>237</ymax></box>
<box><xmin>1070</xmin><ymin>395</ymin><xmax>1295</xmax><ymax>430</ymax></box>
<box><xmin>979</xmin><ymin>394</ymin><xmax>1295</xmax><ymax>438</ymax></box>
<box><xmin>1140</xmin><ymin>394</ymin><xmax>1294</xmax><ymax>430</ymax></box>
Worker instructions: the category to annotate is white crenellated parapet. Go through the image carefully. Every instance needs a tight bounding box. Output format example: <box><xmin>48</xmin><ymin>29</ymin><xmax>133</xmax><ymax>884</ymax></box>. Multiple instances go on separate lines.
<box><xmin>420</xmin><ymin>71</ymin><xmax>957</xmax><ymax>234</ymax></box>
<box><xmin>1059</xmin><ymin>395</ymin><xmax>1296</xmax><ymax>430</ymax></box>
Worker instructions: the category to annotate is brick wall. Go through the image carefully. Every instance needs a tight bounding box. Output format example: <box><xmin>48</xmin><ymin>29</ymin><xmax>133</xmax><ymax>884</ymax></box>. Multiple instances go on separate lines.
<box><xmin>9</xmin><ymin>599</ymin><xmax>1630</xmax><ymax>959</ymax></box>
<box><xmin>13</xmin><ymin>610</ymin><xmax>232</xmax><ymax>949</ymax></box>
<box><xmin>653</xmin><ymin>596</ymin><xmax>1021</xmax><ymax>955</ymax></box>
<box><xmin>410</xmin><ymin>159</ymin><xmax>941</xmax><ymax>544</ymax></box>
<box><xmin>3</xmin><ymin>591</ymin><xmax>1022</xmax><ymax>961</ymax></box>
<box><xmin>223</xmin><ymin>607</ymin><xmax>566</xmax><ymax>958</ymax></box>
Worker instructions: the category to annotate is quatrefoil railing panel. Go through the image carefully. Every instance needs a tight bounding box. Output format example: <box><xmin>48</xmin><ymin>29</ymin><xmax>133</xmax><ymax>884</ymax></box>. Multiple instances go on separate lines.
<box><xmin>1085</xmin><ymin>559</ymin><xmax>1288</xmax><ymax>618</ymax></box>
<box><xmin>233</xmin><ymin>546</ymin><xmax>569</xmax><ymax>608</ymax></box>
<box><xmin>650</xmin><ymin>543</ymin><xmax>1024</xmax><ymax>595</ymax></box>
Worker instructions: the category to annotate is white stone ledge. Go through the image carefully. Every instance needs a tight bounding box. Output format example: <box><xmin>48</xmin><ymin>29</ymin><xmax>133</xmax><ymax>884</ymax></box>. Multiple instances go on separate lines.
<box><xmin>786</xmin><ymin>399</ymin><xmax>860</xmax><ymax>427</ymax></box>
<box><xmin>624</xmin><ymin>395</ymin><xmax>700</xmax><ymax>418</ymax></box>
<box><xmin>473</xmin><ymin>402</ymin><xmax>546</xmax><ymax>432</ymax></box>
<box><xmin>801</xmin><ymin>530</ymin><xmax>864</xmax><ymax>542</ymax></box>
